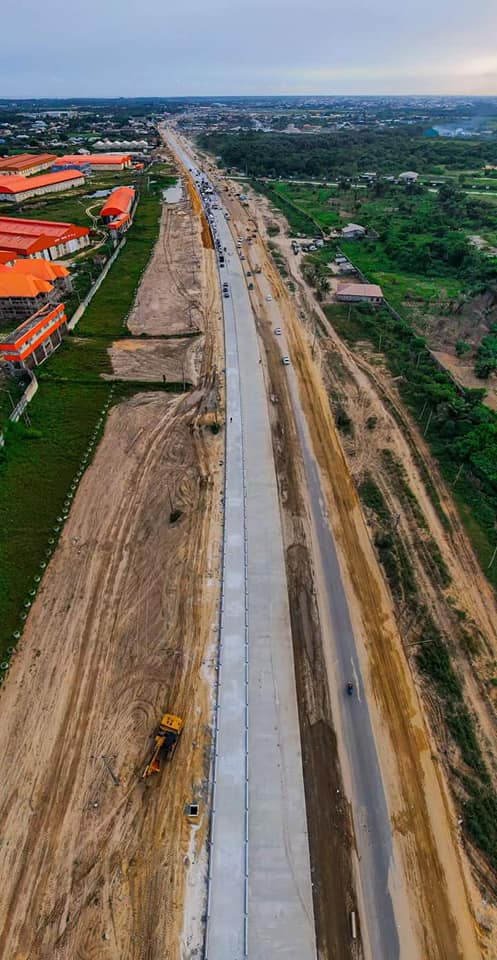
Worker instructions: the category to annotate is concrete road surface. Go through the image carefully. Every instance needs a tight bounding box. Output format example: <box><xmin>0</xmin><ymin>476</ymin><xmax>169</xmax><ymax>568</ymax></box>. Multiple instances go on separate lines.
<box><xmin>165</xmin><ymin>131</ymin><xmax>316</xmax><ymax>960</ymax></box>
<box><xmin>258</xmin><ymin>279</ymin><xmax>401</xmax><ymax>960</ymax></box>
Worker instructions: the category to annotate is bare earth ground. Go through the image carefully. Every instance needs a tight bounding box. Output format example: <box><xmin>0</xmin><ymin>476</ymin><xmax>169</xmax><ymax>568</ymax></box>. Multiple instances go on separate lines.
<box><xmin>0</xmin><ymin>164</ymin><xmax>223</xmax><ymax>959</ymax></box>
<box><xmin>212</xmin><ymin>175</ymin><xmax>485</xmax><ymax>957</ymax></box>
<box><xmin>105</xmin><ymin>336</ymin><xmax>204</xmax><ymax>385</ymax></box>
<box><xmin>127</xmin><ymin>192</ymin><xmax>204</xmax><ymax>337</ymax></box>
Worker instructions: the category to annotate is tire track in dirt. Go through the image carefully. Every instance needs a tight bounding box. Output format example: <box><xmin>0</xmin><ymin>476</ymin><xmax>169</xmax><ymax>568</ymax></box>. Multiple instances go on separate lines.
<box><xmin>0</xmin><ymin>167</ymin><xmax>224</xmax><ymax>960</ymax></box>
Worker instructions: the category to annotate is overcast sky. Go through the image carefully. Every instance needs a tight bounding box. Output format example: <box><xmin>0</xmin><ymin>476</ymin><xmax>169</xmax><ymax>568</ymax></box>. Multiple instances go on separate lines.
<box><xmin>2</xmin><ymin>0</ymin><xmax>497</xmax><ymax>98</ymax></box>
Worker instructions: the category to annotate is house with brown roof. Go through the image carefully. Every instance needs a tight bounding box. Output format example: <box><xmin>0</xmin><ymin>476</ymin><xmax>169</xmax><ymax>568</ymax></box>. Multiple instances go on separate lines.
<box><xmin>336</xmin><ymin>282</ymin><xmax>384</xmax><ymax>304</ymax></box>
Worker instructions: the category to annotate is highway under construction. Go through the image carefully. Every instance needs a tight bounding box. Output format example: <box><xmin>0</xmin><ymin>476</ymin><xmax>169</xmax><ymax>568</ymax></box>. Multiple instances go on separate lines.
<box><xmin>0</xmin><ymin>125</ymin><xmax>487</xmax><ymax>960</ymax></box>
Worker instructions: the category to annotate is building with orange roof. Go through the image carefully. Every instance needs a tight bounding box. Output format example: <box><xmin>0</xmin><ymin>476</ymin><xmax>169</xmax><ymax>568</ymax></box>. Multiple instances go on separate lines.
<box><xmin>0</xmin><ymin>153</ymin><xmax>57</xmax><ymax>176</ymax></box>
<box><xmin>0</xmin><ymin>302</ymin><xmax>68</xmax><ymax>370</ymax></box>
<box><xmin>54</xmin><ymin>153</ymin><xmax>132</xmax><ymax>172</ymax></box>
<box><xmin>0</xmin><ymin>267</ymin><xmax>56</xmax><ymax>327</ymax></box>
<box><xmin>101</xmin><ymin>186</ymin><xmax>135</xmax><ymax>221</ymax></box>
<box><xmin>101</xmin><ymin>187</ymin><xmax>136</xmax><ymax>240</ymax></box>
<box><xmin>0</xmin><ymin>170</ymin><xmax>85</xmax><ymax>203</ymax></box>
<box><xmin>9</xmin><ymin>258</ymin><xmax>72</xmax><ymax>294</ymax></box>
<box><xmin>0</xmin><ymin>251</ymin><xmax>13</xmax><ymax>265</ymax></box>
<box><xmin>0</xmin><ymin>217</ymin><xmax>90</xmax><ymax>260</ymax></box>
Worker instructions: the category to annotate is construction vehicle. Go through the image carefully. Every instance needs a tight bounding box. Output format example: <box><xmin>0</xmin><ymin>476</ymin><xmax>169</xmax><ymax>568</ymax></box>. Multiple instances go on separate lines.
<box><xmin>142</xmin><ymin>713</ymin><xmax>184</xmax><ymax>778</ymax></box>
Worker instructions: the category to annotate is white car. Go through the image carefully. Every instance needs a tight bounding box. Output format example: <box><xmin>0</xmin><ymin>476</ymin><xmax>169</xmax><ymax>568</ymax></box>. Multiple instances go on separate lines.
<box><xmin>282</xmin><ymin>356</ymin><xmax>291</xmax><ymax>366</ymax></box>
<box><xmin>274</xmin><ymin>327</ymin><xmax>282</xmax><ymax>336</ymax></box>
<box><xmin>266</xmin><ymin>295</ymin><xmax>273</xmax><ymax>302</ymax></box>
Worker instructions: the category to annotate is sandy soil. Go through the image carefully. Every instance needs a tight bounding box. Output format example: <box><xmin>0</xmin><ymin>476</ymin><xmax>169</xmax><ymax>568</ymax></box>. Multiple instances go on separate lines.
<box><xmin>127</xmin><ymin>186</ymin><xmax>205</xmax><ymax>338</ymax></box>
<box><xmin>106</xmin><ymin>336</ymin><xmax>204</xmax><ymax>385</ymax></box>
<box><xmin>215</xmin><ymin>178</ymin><xmax>484</xmax><ymax>958</ymax></box>
<box><xmin>0</xmin><ymin>391</ymin><xmax>221</xmax><ymax>960</ymax></box>
<box><xmin>0</xmin><ymin>157</ymin><xmax>224</xmax><ymax>959</ymax></box>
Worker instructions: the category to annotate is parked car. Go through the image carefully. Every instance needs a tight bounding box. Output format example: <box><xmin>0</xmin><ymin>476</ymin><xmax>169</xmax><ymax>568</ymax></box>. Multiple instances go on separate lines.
<box><xmin>281</xmin><ymin>356</ymin><xmax>290</xmax><ymax>366</ymax></box>
<box><xmin>266</xmin><ymin>294</ymin><xmax>273</xmax><ymax>302</ymax></box>
<box><xmin>274</xmin><ymin>327</ymin><xmax>282</xmax><ymax>336</ymax></box>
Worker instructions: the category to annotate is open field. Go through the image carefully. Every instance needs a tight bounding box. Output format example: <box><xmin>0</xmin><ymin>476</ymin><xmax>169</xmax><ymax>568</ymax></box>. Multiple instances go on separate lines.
<box><xmin>106</xmin><ymin>336</ymin><xmax>203</xmax><ymax>384</ymax></box>
<box><xmin>0</xmin><ymin>389</ymin><xmax>220</xmax><ymax>960</ymax></box>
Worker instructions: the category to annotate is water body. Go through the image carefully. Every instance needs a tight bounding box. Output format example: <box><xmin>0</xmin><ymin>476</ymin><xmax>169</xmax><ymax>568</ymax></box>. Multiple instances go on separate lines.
<box><xmin>85</xmin><ymin>189</ymin><xmax>112</xmax><ymax>199</ymax></box>
<box><xmin>162</xmin><ymin>179</ymin><xmax>183</xmax><ymax>204</ymax></box>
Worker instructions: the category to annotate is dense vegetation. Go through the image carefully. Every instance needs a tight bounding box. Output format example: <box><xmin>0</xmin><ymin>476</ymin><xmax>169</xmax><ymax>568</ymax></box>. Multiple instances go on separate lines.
<box><xmin>199</xmin><ymin>129</ymin><xmax>497</xmax><ymax>179</ymax></box>
<box><xmin>348</xmin><ymin>183</ymin><xmax>497</xmax><ymax>285</ymax></box>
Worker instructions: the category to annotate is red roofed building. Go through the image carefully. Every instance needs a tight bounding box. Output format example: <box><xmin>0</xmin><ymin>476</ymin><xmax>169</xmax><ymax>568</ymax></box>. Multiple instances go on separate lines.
<box><xmin>0</xmin><ymin>170</ymin><xmax>85</xmax><ymax>202</ymax></box>
<box><xmin>55</xmin><ymin>153</ymin><xmax>132</xmax><ymax>171</ymax></box>
<box><xmin>0</xmin><ymin>302</ymin><xmax>68</xmax><ymax>370</ymax></box>
<box><xmin>101</xmin><ymin>186</ymin><xmax>136</xmax><ymax>239</ymax></box>
<box><xmin>101</xmin><ymin>186</ymin><xmax>135</xmax><ymax>221</ymax></box>
<box><xmin>0</xmin><ymin>217</ymin><xmax>90</xmax><ymax>260</ymax></box>
<box><xmin>0</xmin><ymin>153</ymin><xmax>57</xmax><ymax>176</ymax></box>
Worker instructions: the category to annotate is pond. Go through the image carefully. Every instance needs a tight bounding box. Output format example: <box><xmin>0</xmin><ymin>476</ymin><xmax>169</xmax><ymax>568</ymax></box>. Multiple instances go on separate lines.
<box><xmin>162</xmin><ymin>180</ymin><xmax>183</xmax><ymax>204</ymax></box>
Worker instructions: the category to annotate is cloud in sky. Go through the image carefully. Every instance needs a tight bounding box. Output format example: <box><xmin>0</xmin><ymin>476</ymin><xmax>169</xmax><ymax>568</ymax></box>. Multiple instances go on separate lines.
<box><xmin>2</xmin><ymin>0</ymin><xmax>497</xmax><ymax>97</ymax></box>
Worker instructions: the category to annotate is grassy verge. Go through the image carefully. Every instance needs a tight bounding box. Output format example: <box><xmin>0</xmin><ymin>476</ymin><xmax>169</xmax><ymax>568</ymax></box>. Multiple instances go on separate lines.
<box><xmin>0</xmin><ymin>170</ymin><xmax>175</xmax><ymax>663</ymax></box>
<box><xmin>326</xmin><ymin>302</ymin><xmax>497</xmax><ymax>569</ymax></box>
<box><xmin>0</xmin><ymin>382</ymin><xmax>110</xmax><ymax>660</ymax></box>
<box><xmin>78</xmin><ymin>184</ymin><xmax>167</xmax><ymax>337</ymax></box>
<box><xmin>249</xmin><ymin>179</ymin><xmax>318</xmax><ymax>235</ymax></box>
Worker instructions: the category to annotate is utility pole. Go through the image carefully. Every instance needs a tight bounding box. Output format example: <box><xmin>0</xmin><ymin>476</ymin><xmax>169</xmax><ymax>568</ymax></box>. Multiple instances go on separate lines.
<box><xmin>488</xmin><ymin>544</ymin><xmax>497</xmax><ymax>570</ymax></box>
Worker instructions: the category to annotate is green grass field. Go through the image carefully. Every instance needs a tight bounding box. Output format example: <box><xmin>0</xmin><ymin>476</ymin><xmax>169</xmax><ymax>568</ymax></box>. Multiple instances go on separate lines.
<box><xmin>0</xmin><ymin>170</ymin><xmax>174</xmax><ymax>664</ymax></box>
<box><xmin>0</xmin><ymin>169</ymin><xmax>142</xmax><ymax>226</ymax></box>
<box><xmin>270</xmin><ymin>182</ymin><xmax>341</xmax><ymax>231</ymax></box>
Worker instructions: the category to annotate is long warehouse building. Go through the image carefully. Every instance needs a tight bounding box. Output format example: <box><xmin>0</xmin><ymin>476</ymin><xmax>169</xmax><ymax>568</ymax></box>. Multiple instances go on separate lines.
<box><xmin>0</xmin><ymin>217</ymin><xmax>90</xmax><ymax>260</ymax></box>
<box><xmin>53</xmin><ymin>153</ymin><xmax>132</xmax><ymax>172</ymax></box>
<box><xmin>0</xmin><ymin>170</ymin><xmax>84</xmax><ymax>202</ymax></box>
<box><xmin>0</xmin><ymin>153</ymin><xmax>57</xmax><ymax>176</ymax></box>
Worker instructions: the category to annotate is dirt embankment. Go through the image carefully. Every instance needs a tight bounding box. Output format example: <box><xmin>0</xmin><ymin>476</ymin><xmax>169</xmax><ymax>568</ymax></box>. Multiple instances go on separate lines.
<box><xmin>0</xmin><ymin>157</ymin><xmax>224</xmax><ymax>960</ymax></box>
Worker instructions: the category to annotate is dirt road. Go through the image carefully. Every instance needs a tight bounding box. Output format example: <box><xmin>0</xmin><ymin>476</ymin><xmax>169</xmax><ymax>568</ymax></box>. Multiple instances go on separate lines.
<box><xmin>0</xmin><ymin>160</ymin><xmax>223</xmax><ymax>959</ymax></box>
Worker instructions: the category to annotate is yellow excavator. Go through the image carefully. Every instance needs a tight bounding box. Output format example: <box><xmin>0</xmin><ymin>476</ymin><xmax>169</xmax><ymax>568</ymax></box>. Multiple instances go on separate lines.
<box><xmin>142</xmin><ymin>713</ymin><xmax>184</xmax><ymax>779</ymax></box>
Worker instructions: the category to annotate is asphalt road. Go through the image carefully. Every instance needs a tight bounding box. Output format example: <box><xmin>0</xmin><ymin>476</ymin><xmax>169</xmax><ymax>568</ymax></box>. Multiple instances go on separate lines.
<box><xmin>165</xmin><ymin>130</ymin><xmax>316</xmax><ymax>960</ymax></box>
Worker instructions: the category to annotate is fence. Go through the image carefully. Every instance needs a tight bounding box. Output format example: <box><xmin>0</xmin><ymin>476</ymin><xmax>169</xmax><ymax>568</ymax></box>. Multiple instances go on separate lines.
<box><xmin>0</xmin><ymin>369</ymin><xmax>39</xmax><ymax>447</ymax></box>
<box><xmin>68</xmin><ymin>236</ymin><xmax>127</xmax><ymax>331</ymax></box>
